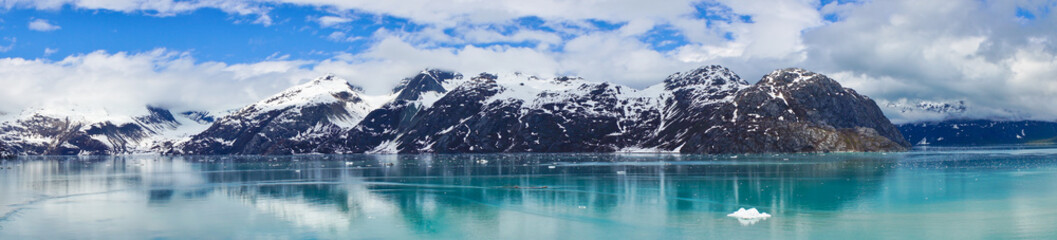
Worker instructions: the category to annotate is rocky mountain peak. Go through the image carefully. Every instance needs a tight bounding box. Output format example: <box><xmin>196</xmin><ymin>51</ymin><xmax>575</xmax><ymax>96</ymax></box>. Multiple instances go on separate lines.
<box><xmin>663</xmin><ymin>65</ymin><xmax>748</xmax><ymax>90</ymax></box>
<box><xmin>473</xmin><ymin>72</ymin><xmax>498</xmax><ymax>82</ymax></box>
<box><xmin>758</xmin><ymin>68</ymin><xmax>830</xmax><ymax>87</ymax></box>
<box><xmin>393</xmin><ymin>69</ymin><xmax>461</xmax><ymax>102</ymax></box>
<box><xmin>139</xmin><ymin>106</ymin><xmax>178</xmax><ymax>125</ymax></box>
<box><xmin>554</xmin><ymin>76</ymin><xmax>584</xmax><ymax>82</ymax></box>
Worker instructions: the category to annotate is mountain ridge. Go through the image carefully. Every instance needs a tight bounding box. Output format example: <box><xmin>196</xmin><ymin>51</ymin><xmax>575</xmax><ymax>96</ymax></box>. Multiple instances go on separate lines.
<box><xmin>0</xmin><ymin>65</ymin><xmax>910</xmax><ymax>156</ymax></box>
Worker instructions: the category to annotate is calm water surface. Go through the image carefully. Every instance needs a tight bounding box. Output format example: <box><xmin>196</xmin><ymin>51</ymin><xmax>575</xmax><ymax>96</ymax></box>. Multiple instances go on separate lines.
<box><xmin>2</xmin><ymin>147</ymin><xmax>1057</xmax><ymax>239</ymax></box>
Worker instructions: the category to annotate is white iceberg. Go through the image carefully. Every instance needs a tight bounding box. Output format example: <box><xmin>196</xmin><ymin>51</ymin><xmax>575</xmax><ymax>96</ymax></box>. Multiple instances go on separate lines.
<box><xmin>727</xmin><ymin>208</ymin><xmax>771</xmax><ymax>225</ymax></box>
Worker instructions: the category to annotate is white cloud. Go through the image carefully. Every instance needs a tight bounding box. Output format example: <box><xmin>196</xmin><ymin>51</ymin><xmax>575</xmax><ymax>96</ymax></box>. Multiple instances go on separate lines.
<box><xmin>0</xmin><ymin>37</ymin><xmax>13</xmax><ymax>52</ymax></box>
<box><xmin>717</xmin><ymin>0</ymin><xmax>822</xmax><ymax>59</ymax></box>
<box><xmin>28</xmin><ymin>19</ymin><xmax>60</xmax><ymax>31</ymax></box>
<box><xmin>0</xmin><ymin>49</ymin><xmax>317</xmax><ymax>114</ymax></box>
<box><xmin>796</xmin><ymin>0</ymin><xmax>1057</xmax><ymax>122</ymax></box>
<box><xmin>328</xmin><ymin>0</ymin><xmax>1057</xmax><ymax>122</ymax></box>
<box><xmin>0</xmin><ymin>33</ymin><xmax>692</xmax><ymax>116</ymax></box>
<box><xmin>4</xmin><ymin>0</ymin><xmax>273</xmax><ymax>25</ymax></box>
<box><xmin>43</xmin><ymin>47</ymin><xmax>58</xmax><ymax>56</ymax></box>
<box><xmin>316</xmin><ymin>15</ymin><xmax>352</xmax><ymax>28</ymax></box>
<box><xmin>4</xmin><ymin>0</ymin><xmax>1057</xmax><ymax>124</ymax></box>
<box><xmin>275</xmin><ymin>0</ymin><xmax>699</xmax><ymax>26</ymax></box>
<box><xmin>325</xmin><ymin>31</ymin><xmax>363</xmax><ymax>42</ymax></box>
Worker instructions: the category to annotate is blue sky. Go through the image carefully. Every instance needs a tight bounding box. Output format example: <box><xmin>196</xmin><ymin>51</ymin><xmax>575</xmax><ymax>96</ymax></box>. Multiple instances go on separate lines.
<box><xmin>2</xmin><ymin>5</ymin><xmax>384</xmax><ymax>62</ymax></box>
<box><xmin>0</xmin><ymin>1</ymin><xmax>776</xmax><ymax>63</ymax></box>
<box><xmin>0</xmin><ymin>0</ymin><xmax>1056</xmax><ymax>123</ymax></box>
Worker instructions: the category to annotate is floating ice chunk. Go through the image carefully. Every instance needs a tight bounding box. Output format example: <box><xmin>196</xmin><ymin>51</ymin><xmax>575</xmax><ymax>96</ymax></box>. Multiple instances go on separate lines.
<box><xmin>727</xmin><ymin>208</ymin><xmax>771</xmax><ymax>225</ymax></box>
<box><xmin>728</xmin><ymin>208</ymin><xmax>771</xmax><ymax>219</ymax></box>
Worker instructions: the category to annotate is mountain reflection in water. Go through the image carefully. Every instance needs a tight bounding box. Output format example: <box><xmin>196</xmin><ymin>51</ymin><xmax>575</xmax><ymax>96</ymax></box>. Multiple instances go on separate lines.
<box><xmin>2</xmin><ymin>150</ymin><xmax>1056</xmax><ymax>239</ymax></box>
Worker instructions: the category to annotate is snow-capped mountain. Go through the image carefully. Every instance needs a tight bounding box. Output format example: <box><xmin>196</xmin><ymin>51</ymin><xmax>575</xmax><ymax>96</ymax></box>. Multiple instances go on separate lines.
<box><xmin>388</xmin><ymin>71</ymin><xmax>669</xmax><ymax>153</ymax></box>
<box><xmin>885</xmin><ymin>99</ymin><xmax>968</xmax><ymax>115</ymax></box>
<box><xmin>0</xmin><ymin>106</ymin><xmax>214</xmax><ymax>155</ymax></box>
<box><xmin>707</xmin><ymin>68</ymin><xmax>910</xmax><ymax>152</ymax></box>
<box><xmin>169</xmin><ymin>74</ymin><xmax>377</xmax><ymax>154</ymax></box>
<box><xmin>278</xmin><ymin>69</ymin><xmax>466</xmax><ymax>154</ymax></box>
<box><xmin>880</xmin><ymin>99</ymin><xmax>970</xmax><ymax>124</ymax></box>
<box><xmin>2</xmin><ymin>65</ymin><xmax>911</xmax><ymax>156</ymax></box>
<box><xmin>183</xmin><ymin>65</ymin><xmax>906</xmax><ymax>155</ymax></box>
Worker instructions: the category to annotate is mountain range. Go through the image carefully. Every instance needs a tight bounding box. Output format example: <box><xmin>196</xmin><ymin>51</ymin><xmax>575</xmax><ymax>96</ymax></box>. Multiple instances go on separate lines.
<box><xmin>883</xmin><ymin>99</ymin><xmax>1057</xmax><ymax>146</ymax></box>
<box><xmin>0</xmin><ymin>65</ymin><xmax>911</xmax><ymax>156</ymax></box>
<box><xmin>898</xmin><ymin>120</ymin><xmax>1057</xmax><ymax>146</ymax></box>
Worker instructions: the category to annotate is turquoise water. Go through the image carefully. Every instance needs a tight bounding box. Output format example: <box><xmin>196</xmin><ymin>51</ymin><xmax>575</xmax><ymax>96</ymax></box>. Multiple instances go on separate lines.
<box><xmin>2</xmin><ymin>148</ymin><xmax>1057</xmax><ymax>239</ymax></box>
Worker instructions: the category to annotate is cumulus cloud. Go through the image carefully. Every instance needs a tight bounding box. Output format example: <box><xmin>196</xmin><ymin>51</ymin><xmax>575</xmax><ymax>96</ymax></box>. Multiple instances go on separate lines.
<box><xmin>0</xmin><ymin>34</ymin><xmax>687</xmax><ymax>115</ymax></box>
<box><xmin>28</xmin><ymin>19</ymin><xmax>60</xmax><ymax>31</ymax></box>
<box><xmin>0</xmin><ymin>49</ymin><xmax>317</xmax><ymax>115</ymax></box>
<box><xmin>798</xmin><ymin>0</ymin><xmax>1057</xmax><ymax>122</ymax></box>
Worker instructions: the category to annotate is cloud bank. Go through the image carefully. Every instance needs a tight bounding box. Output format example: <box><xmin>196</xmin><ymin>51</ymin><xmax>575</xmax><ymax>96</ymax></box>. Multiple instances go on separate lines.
<box><xmin>1</xmin><ymin>0</ymin><xmax>1056</xmax><ymax>124</ymax></box>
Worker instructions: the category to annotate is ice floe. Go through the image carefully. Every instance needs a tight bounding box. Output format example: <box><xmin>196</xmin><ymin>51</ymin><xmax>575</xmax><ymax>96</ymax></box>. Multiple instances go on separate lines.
<box><xmin>727</xmin><ymin>208</ymin><xmax>771</xmax><ymax>225</ymax></box>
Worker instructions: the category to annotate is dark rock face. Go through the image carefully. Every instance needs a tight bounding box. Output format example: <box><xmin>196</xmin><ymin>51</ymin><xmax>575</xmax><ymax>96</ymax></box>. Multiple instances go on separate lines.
<box><xmin>899</xmin><ymin>120</ymin><xmax>1057</xmax><ymax>146</ymax></box>
<box><xmin>392</xmin><ymin>69</ymin><xmax>461</xmax><ymax>102</ymax></box>
<box><xmin>675</xmin><ymin>68</ymin><xmax>909</xmax><ymax>153</ymax></box>
<box><xmin>180</xmin><ymin>111</ymin><xmax>215</xmax><ymax>124</ymax></box>
<box><xmin>383</xmin><ymin>73</ymin><xmax>664</xmax><ymax>153</ymax></box>
<box><xmin>644</xmin><ymin>65</ymin><xmax>748</xmax><ymax>150</ymax></box>
<box><xmin>396</xmin><ymin>74</ymin><xmax>506</xmax><ymax>152</ymax></box>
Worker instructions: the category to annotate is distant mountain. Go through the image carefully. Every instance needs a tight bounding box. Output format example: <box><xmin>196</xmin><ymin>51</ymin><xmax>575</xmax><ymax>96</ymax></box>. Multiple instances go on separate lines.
<box><xmin>2</xmin><ymin>65</ymin><xmax>910</xmax><ymax>156</ymax></box>
<box><xmin>0</xmin><ymin>106</ymin><xmax>213</xmax><ymax>155</ymax></box>
<box><xmin>885</xmin><ymin>100</ymin><xmax>968</xmax><ymax>115</ymax></box>
<box><xmin>899</xmin><ymin>120</ymin><xmax>1057</xmax><ymax>146</ymax></box>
